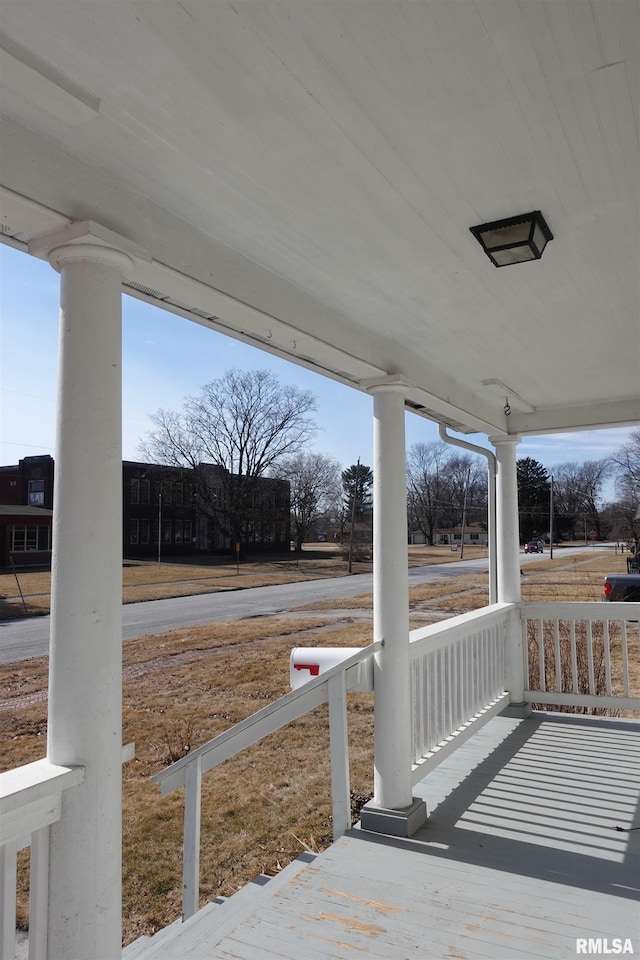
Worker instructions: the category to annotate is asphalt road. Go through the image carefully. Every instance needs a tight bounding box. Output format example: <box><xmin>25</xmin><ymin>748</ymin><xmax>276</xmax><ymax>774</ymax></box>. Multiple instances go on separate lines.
<box><xmin>0</xmin><ymin>547</ymin><xmax>605</xmax><ymax>665</ymax></box>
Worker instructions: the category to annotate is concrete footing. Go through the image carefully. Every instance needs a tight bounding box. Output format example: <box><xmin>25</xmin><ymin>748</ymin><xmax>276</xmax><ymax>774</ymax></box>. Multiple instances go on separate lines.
<box><xmin>360</xmin><ymin>797</ymin><xmax>427</xmax><ymax>837</ymax></box>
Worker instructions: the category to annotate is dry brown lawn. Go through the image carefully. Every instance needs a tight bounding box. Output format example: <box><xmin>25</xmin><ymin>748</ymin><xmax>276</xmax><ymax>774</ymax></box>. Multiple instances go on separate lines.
<box><xmin>0</xmin><ymin>553</ymin><xmax>362</xmax><ymax>618</ymax></box>
<box><xmin>1</xmin><ymin>545</ymin><xmax>634</xmax><ymax>945</ymax></box>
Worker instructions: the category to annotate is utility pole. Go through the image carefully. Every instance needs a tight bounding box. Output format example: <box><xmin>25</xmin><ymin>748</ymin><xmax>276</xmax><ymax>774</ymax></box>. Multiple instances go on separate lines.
<box><xmin>549</xmin><ymin>476</ymin><xmax>554</xmax><ymax>560</ymax></box>
<box><xmin>157</xmin><ymin>491</ymin><xmax>162</xmax><ymax>569</ymax></box>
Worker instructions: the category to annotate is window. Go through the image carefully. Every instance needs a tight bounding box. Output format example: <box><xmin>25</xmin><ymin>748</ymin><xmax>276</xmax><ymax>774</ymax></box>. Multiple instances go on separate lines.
<box><xmin>139</xmin><ymin>518</ymin><xmax>150</xmax><ymax>544</ymax></box>
<box><xmin>174</xmin><ymin>519</ymin><xmax>192</xmax><ymax>544</ymax></box>
<box><xmin>470</xmin><ymin>533</ymin><xmax>479</xmax><ymax>541</ymax></box>
<box><xmin>12</xmin><ymin>525</ymin><xmax>51</xmax><ymax>552</ymax></box>
<box><xmin>131</xmin><ymin>478</ymin><xmax>151</xmax><ymax>505</ymax></box>
<box><xmin>129</xmin><ymin>519</ymin><xmax>139</xmax><ymax>545</ymax></box>
<box><xmin>28</xmin><ymin>480</ymin><xmax>45</xmax><ymax>506</ymax></box>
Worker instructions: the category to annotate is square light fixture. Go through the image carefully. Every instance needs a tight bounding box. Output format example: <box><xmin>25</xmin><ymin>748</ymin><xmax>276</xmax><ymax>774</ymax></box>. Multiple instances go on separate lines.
<box><xmin>470</xmin><ymin>211</ymin><xmax>553</xmax><ymax>267</ymax></box>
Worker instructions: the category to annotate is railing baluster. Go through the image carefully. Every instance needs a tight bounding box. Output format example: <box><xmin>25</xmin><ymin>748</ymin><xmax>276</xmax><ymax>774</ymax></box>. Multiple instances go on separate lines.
<box><xmin>410</xmin><ymin>661</ymin><xmax>417</xmax><ymax>762</ymax></box>
<box><xmin>587</xmin><ymin>620</ymin><xmax>595</xmax><ymax>695</ymax></box>
<box><xmin>328</xmin><ymin>672</ymin><xmax>351</xmax><ymax>840</ymax></box>
<box><xmin>466</xmin><ymin>634</ymin><xmax>472</xmax><ymax>717</ymax></box>
<box><xmin>438</xmin><ymin>648</ymin><xmax>445</xmax><ymax>746</ymax></box>
<box><xmin>537</xmin><ymin>619</ymin><xmax>546</xmax><ymax>692</ymax></box>
<box><xmin>29</xmin><ymin>825</ymin><xmax>50</xmax><ymax>960</ymax></box>
<box><xmin>452</xmin><ymin>639</ymin><xmax>460</xmax><ymax>733</ymax></box>
<box><xmin>1</xmin><ymin>840</ymin><xmax>18</xmax><ymax>960</ymax></box>
<box><xmin>570</xmin><ymin>621</ymin><xmax>578</xmax><ymax>694</ymax></box>
<box><xmin>621</xmin><ymin>621</ymin><xmax>630</xmax><ymax>698</ymax></box>
<box><xmin>554</xmin><ymin>620</ymin><xmax>562</xmax><ymax>692</ymax></box>
<box><xmin>182</xmin><ymin>756</ymin><xmax>202</xmax><ymax>921</ymax></box>
<box><xmin>446</xmin><ymin>645</ymin><xmax>453</xmax><ymax>738</ymax></box>
<box><xmin>604</xmin><ymin>620</ymin><xmax>612</xmax><ymax>695</ymax></box>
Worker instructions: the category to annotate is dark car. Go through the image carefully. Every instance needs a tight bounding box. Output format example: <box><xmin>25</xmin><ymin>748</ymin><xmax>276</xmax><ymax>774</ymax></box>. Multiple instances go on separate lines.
<box><xmin>627</xmin><ymin>551</ymin><xmax>640</xmax><ymax>574</ymax></box>
<box><xmin>524</xmin><ymin>540</ymin><xmax>543</xmax><ymax>554</ymax></box>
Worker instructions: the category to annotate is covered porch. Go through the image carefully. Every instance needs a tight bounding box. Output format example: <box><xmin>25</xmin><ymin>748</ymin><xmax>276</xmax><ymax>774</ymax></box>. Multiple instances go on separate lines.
<box><xmin>1</xmin><ymin>2</ymin><xmax>638</xmax><ymax>957</ymax></box>
<box><xmin>119</xmin><ymin>710</ymin><xmax>640</xmax><ymax>959</ymax></box>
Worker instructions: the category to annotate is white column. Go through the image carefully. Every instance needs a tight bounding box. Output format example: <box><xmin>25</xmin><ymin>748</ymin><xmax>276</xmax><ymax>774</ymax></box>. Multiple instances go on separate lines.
<box><xmin>31</xmin><ymin>226</ymin><xmax>136</xmax><ymax>959</ymax></box>
<box><xmin>491</xmin><ymin>435</ymin><xmax>527</xmax><ymax>706</ymax></box>
<box><xmin>491</xmin><ymin>435</ymin><xmax>521</xmax><ymax>603</ymax></box>
<box><xmin>361</xmin><ymin>380</ymin><xmax>426</xmax><ymax>836</ymax></box>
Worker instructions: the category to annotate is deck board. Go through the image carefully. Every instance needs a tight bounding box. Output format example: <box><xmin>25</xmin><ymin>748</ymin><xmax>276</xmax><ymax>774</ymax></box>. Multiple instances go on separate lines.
<box><xmin>127</xmin><ymin>712</ymin><xmax>640</xmax><ymax>959</ymax></box>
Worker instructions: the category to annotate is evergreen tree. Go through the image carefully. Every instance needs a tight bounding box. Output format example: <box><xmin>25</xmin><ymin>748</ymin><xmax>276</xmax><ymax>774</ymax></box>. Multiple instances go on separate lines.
<box><xmin>517</xmin><ymin>458</ymin><xmax>550</xmax><ymax>543</ymax></box>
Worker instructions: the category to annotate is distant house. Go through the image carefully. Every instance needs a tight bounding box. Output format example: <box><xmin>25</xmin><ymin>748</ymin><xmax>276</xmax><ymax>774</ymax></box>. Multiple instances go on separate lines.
<box><xmin>0</xmin><ymin>455</ymin><xmax>290</xmax><ymax>566</ymax></box>
<box><xmin>409</xmin><ymin>523</ymin><xmax>487</xmax><ymax>546</ymax></box>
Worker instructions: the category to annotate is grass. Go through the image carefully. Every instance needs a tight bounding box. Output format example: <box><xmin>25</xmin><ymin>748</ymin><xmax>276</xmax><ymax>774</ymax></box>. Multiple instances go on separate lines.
<box><xmin>0</xmin><ymin>545</ymin><xmax>634</xmax><ymax>945</ymax></box>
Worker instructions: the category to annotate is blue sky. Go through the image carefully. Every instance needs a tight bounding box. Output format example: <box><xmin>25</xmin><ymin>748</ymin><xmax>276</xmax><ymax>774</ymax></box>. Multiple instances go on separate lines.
<box><xmin>1</xmin><ymin>242</ymin><xmax>633</xmax><ymax>494</ymax></box>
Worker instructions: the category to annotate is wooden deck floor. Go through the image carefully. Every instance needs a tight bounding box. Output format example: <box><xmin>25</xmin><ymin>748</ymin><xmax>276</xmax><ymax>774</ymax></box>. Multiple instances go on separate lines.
<box><xmin>125</xmin><ymin>712</ymin><xmax>640</xmax><ymax>959</ymax></box>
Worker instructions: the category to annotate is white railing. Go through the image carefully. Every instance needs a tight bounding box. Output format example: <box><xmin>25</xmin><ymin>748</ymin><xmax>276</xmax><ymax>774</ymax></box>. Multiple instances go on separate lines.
<box><xmin>409</xmin><ymin>604</ymin><xmax>512</xmax><ymax>784</ymax></box>
<box><xmin>151</xmin><ymin>644</ymin><xmax>380</xmax><ymax>921</ymax></box>
<box><xmin>522</xmin><ymin>601</ymin><xmax>640</xmax><ymax>711</ymax></box>
<box><xmin>150</xmin><ymin>599</ymin><xmax>639</xmax><ymax>929</ymax></box>
<box><xmin>0</xmin><ymin>759</ymin><xmax>85</xmax><ymax>960</ymax></box>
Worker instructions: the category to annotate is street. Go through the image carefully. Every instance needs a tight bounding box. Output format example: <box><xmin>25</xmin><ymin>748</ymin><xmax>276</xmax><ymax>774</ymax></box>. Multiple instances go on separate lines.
<box><xmin>0</xmin><ymin>547</ymin><xmax>604</xmax><ymax>665</ymax></box>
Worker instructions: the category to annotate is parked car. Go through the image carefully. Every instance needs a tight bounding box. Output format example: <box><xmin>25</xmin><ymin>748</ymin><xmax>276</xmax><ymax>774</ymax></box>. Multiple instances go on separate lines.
<box><xmin>627</xmin><ymin>551</ymin><xmax>640</xmax><ymax>574</ymax></box>
<box><xmin>603</xmin><ymin>574</ymin><xmax>640</xmax><ymax>602</ymax></box>
<box><xmin>524</xmin><ymin>540</ymin><xmax>543</xmax><ymax>554</ymax></box>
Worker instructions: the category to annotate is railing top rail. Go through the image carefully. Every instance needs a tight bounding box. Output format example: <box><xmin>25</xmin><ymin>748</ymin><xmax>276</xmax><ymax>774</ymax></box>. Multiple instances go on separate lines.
<box><xmin>410</xmin><ymin>602</ymin><xmax>515</xmax><ymax>654</ymax></box>
<box><xmin>0</xmin><ymin>758</ymin><xmax>84</xmax><ymax>817</ymax></box>
<box><xmin>521</xmin><ymin>601</ymin><xmax>638</xmax><ymax>619</ymax></box>
<box><xmin>152</xmin><ymin>642</ymin><xmax>381</xmax><ymax>794</ymax></box>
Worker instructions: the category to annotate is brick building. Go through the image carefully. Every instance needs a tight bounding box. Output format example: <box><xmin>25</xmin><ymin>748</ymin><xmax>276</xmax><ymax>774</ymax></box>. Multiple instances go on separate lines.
<box><xmin>0</xmin><ymin>455</ymin><xmax>290</xmax><ymax>566</ymax></box>
<box><xmin>0</xmin><ymin>455</ymin><xmax>54</xmax><ymax>567</ymax></box>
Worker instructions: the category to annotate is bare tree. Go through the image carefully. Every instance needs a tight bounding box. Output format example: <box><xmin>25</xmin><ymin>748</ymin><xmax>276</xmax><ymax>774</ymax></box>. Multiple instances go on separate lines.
<box><xmin>275</xmin><ymin>451</ymin><xmax>341</xmax><ymax>550</ymax></box>
<box><xmin>406</xmin><ymin>441</ymin><xmax>450</xmax><ymax>545</ymax></box>
<box><xmin>407</xmin><ymin>442</ymin><xmax>486</xmax><ymax>545</ymax></box>
<box><xmin>610</xmin><ymin>430</ymin><xmax>640</xmax><ymax>498</ymax></box>
<box><xmin>553</xmin><ymin>459</ymin><xmax>612</xmax><ymax>540</ymax></box>
<box><xmin>140</xmin><ymin>369</ymin><xmax>317</xmax><ymax>552</ymax></box>
<box><xmin>608</xmin><ymin>430</ymin><xmax>640</xmax><ymax>545</ymax></box>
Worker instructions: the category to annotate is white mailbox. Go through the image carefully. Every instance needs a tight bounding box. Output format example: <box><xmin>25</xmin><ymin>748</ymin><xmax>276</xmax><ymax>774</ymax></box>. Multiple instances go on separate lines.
<box><xmin>290</xmin><ymin>647</ymin><xmax>373</xmax><ymax>693</ymax></box>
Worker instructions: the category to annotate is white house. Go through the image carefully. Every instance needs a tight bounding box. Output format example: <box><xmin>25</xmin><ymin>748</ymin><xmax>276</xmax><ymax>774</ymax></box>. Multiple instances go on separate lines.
<box><xmin>1</xmin><ymin>3</ymin><xmax>638</xmax><ymax>957</ymax></box>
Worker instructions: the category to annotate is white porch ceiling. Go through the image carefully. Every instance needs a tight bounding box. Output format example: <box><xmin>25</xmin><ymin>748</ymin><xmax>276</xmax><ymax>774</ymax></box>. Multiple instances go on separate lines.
<box><xmin>1</xmin><ymin>1</ymin><xmax>638</xmax><ymax>438</ymax></box>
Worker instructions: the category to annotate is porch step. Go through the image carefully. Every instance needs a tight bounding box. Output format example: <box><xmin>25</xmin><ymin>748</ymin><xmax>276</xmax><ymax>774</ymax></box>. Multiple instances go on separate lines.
<box><xmin>122</xmin><ymin>852</ymin><xmax>317</xmax><ymax>959</ymax></box>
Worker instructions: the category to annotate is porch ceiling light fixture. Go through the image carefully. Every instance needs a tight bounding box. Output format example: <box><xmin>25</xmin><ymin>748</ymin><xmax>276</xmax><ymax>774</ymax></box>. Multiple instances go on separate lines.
<box><xmin>470</xmin><ymin>211</ymin><xmax>553</xmax><ymax>267</ymax></box>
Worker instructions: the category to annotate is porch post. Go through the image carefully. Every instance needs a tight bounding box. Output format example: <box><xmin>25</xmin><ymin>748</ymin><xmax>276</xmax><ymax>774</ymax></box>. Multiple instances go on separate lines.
<box><xmin>29</xmin><ymin>223</ymin><xmax>145</xmax><ymax>959</ymax></box>
<box><xmin>360</xmin><ymin>379</ymin><xmax>426</xmax><ymax>837</ymax></box>
<box><xmin>491</xmin><ymin>435</ymin><xmax>521</xmax><ymax>603</ymax></box>
<box><xmin>491</xmin><ymin>435</ymin><xmax>528</xmax><ymax>707</ymax></box>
